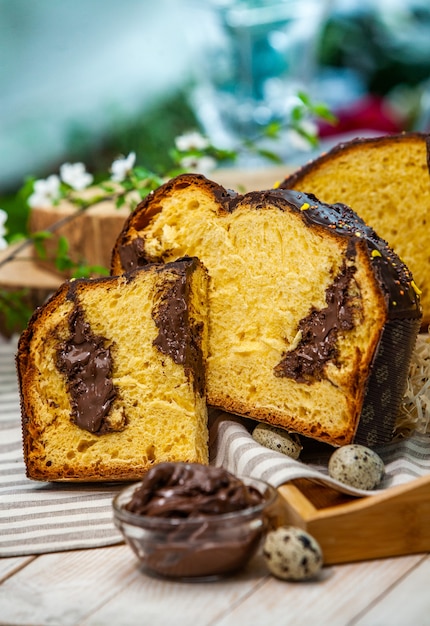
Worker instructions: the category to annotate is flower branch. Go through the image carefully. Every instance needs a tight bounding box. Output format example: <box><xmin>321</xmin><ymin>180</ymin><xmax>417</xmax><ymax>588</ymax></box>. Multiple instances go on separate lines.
<box><xmin>0</xmin><ymin>91</ymin><xmax>336</xmax><ymax>332</ymax></box>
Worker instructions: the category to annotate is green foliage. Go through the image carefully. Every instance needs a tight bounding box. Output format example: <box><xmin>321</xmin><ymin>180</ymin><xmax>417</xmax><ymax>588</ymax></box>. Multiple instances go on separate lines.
<box><xmin>30</xmin><ymin>233</ymin><xmax>110</xmax><ymax>278</ymax></box>
<box><xmin>0</xmin><ymin>288</ymin><xmax>33</xmax><ymax>334</ymax></box>
<box><xmin>90</xmin><ymin>88</ymin><xmax>200</xmax><ymax>175</ymax></box>
<box><xmin>294</xmin><ymin>91</ymin><xmax>337</xmax><ymax>124</ymax></box>
<box><xmin>53</xmin><ymin>236</ymin><xmax>109</xmax><ymax>278</ymax></box>
<box><xmin>32</xmin><ymin>230</ymin><xmax>52</xmax><ymax>260</ymax></box>
<box><xmin>317</xmin><ymin>8</ymin><xmax>430</xmax><ymax>96</ymax></box>
<box><xmin>0</xmin><ymin>89</ymin><xmax>334</xmax><ymax>334</ymax></box>
<box><xmin>0</xmin><ymin>177</ymin><xmax>33</xmax><ymax>240</ymax></box>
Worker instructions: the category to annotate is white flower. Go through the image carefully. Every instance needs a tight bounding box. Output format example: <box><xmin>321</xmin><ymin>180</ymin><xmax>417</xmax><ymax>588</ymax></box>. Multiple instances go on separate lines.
<box><xmin>180</xmin><ymin>155</ymin><xmax>217</xmax><ymax>175</ymax></box>
<box><xmin>175</xmin><ymin>131</ymin><xmax>210</xmax><ymax>152</ymax></box>
<box><xmin>28</xmin><ymin>174</ymin><xmax>61</xmax><ymax>208</ymax></box>
<box><xmin>0</xmin><ymin>208</ymin><xmax>8</xmax><ymax>250</ymax></box>
<box><xmin>110</xmin><ymin>152</ymin><xmax>136</xmax><ymax>183</ymax></box>
<box><xmin>60</xmin><ymin>162</ymin><xmax>93</xmax><ymax>191</ymax></box>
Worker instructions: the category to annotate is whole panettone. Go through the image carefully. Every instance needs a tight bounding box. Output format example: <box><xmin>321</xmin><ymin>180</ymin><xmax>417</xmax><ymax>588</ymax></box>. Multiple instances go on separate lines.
<box><xmin>111</xmin><ymin>173</ymin><xmax>422</xmax><ymax>448</ymax></box>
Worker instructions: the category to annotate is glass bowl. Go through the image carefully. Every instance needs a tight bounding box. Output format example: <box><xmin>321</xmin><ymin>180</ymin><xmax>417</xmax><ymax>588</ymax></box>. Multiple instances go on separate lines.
<box><xmin>113</xmin><ymin>475</ymin><xmax>277</xmax><ymax>581</ymax></box>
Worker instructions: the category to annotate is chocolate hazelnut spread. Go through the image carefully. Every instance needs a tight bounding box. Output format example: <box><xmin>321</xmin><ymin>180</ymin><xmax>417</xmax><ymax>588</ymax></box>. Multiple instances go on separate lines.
<box><xmin>56</xmin><ymin>307</ymin><xmax>116</xmax><ymax>434</ymax></box>
<box><xmin>118</xmin><ymin>235</ymin><xmax>147</xmax><ymax>272</ymax></box>
<box><xmin>122</xmin><ymin>463</ymin><xmax>268</xmax><ymax>579</ymax></box>
<box><xmin>125</xmin><ymin>462</ymin><xmax>263</xmax><ymax>517</ymax></box>
<box><xmin>152</xmin><ymin>260</ymin><xmax>205</xmax><ymax>396</ymax></box>
<box><xmin>275</xmin><ymin>258</ymin><xmax>356</xmax><ymax>382</ymax></box>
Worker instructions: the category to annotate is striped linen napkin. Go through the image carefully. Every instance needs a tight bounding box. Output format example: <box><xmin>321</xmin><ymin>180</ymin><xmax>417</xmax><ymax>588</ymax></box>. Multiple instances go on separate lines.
<box><xmin>0</xmin><ymin>337</ymin><xmax>124</xmax><ymax>557</ymax></box>
<box><xmin>1</xmin><ymin>336</ymin><xmax>430</xmax><ymax>557</ymax></box>
<box><xmin>209</xmin><ymin>410</ymin><xmax>430</xmax><ymax>496</ymax></box>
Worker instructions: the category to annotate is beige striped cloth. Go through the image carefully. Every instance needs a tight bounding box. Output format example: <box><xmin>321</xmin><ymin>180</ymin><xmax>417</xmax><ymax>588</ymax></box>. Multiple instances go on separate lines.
<box><xmin>1</xmin><ymin>336</ymin><xmax>430</xmax><ymax>557</ymax></box>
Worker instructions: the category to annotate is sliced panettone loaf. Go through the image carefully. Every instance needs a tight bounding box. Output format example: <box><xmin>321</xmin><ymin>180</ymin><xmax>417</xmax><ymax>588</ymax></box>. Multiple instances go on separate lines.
<box><xmin>111</xmin><ymin>173</ymin><xmax>421</xmax><ymax>448</ymax></box>
<box><xmin>17</xmin><ymin>257</ymin><xmax>209</xmax><ymax>481</ymax></box>
<box><xmin>280</xmin><ymin>132</ymin><xmax>430</xmax><ymax>328</ymax></box>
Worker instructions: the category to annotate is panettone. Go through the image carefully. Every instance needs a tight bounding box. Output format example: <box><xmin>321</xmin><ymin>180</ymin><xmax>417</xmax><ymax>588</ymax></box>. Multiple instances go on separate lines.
<box><xmin>111</xmin><ymin>173</ymin><xmax>421</xmax><ymax>448</ymax></box>
<box><xmin>280</xmin><ymin>132</ymin><xmax>430</xmax><ymax>328</ymax></box>
<box><xmin>17</xmin><ymin>257</ymin><xmax>209</xmax><ymax>481</ymax></box>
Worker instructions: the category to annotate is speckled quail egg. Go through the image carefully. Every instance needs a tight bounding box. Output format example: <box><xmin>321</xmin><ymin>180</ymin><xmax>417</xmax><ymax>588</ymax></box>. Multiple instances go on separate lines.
<box><xmin>328</xmin><ymin>444</ymin><xmax>385</xmax><ymax>490</ymax></box>
<box><xmin>252</xmin><ymin>423</ymin><xmax>302</xmax><ymax>460</ymax></box>
<box><xmin>263</xmin><ymin>526</ymin><xmax>323</xmax><ymax>581</ymax></box>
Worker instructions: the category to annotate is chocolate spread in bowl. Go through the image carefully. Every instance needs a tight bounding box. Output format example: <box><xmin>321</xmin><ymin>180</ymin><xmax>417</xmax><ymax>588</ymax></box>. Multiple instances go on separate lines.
<box><xmin>119</xmin><ymin>463</ymin><xmax>271</xmax><ymax>579</ymax></box>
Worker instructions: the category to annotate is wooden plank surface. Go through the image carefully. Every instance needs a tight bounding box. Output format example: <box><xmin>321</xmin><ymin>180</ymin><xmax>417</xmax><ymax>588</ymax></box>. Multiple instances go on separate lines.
<box><xmin>80</xmin><ymin>551</ymin><xmax>270</xmax><ymax>626</ymax></box>
<box><xmin>0</xmin><ymin>547</ymin><xmax>426</xmax><ymax>626</ymax></box>
<box><xmin>0</xmin><ymin>546</ymin><xmax>267</xmax><ymax>626</ymax></box>
<box><xmin>214</xmin><ymin>555</ymin><xmax>426</xmax><ymax>626</ymax></box>
<box><xmin>354</xmin><ymin>554</ymin><xmax>430</xmax><ymax>626</ymax></box>
<box><xmin>0</xmin><ymin>556</ymin><xmax>35</xmax><ymax>583</ymax></box>
<box><xmin>0</xmin><ymin>241</ymin><xmax>62</xmax><ymax>290</ymax></box>
<box><xmin>0</xmin><ymin>547</ymin><xmax>137</xmax><ymax>626</ymax></box>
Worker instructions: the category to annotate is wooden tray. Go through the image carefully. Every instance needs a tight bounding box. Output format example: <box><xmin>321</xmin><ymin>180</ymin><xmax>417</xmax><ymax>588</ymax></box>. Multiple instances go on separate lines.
<box><xmin>277</xmin><ymin>474</ymin><xmax>430</xmax><ymax>564</ymax></box>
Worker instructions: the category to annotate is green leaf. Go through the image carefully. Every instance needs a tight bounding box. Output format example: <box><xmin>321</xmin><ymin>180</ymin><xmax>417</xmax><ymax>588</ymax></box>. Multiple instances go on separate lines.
<box><xmin>54</xmin><ymin>236</ymin><xmax>74</xmax><ymax>271</ymax></box>
<box><xmin>57</xmin><ymin>236</ymin><xmax>70</xmax><ymax>257</ymax></box>
<box><xmin>255</xmin><ymin>148</ymin><xmax>284</xmax><ymax>164</ymax></box>
<box><xmin>135</xmin><ymin>188</ymin><xmax>151</xmax><ymax>200</ymax></box>
<box><xmin>116</xmin><ymin>195</ymin><xmax>126</xmax><ymax>209</ymax></box>
<box><xmin>312</xmin><ymin>104</ymin><xmax>338</xmax><ymax>124</ymax></box>
<box><xmin>72</xmin><ymin>196</ymin><xmax>89</xmax><ymax>209</ymax></box>
<box><xmin>0</xmin><ymin>288</ymin><xmax>33</xmax><ymax>332</ymax></box>
<box><xmin>32</xmin><ymin>230</ymin><xmax>53</xmax><ymax>260</ymax></box>
<box><xmin>8</xmin><ymin>232</ymin><xmax>27</xmax><ymax>245</ymax></box>
<box><xmin>55</xmin><ymin>256</ymin><xmax>74</xmax><ymax>271</ymax></box>
<box><xmin>291</xmin><ymin>122</ymin><xmax>319</xmax><ymax>148</ymax></box>
<box><xmin>297</xmin><ymin>91</ymin><xmax>312</xmax><ymax>107</ymax></box>
<box><xmin>262</xmin><ymin>121</ymin><xmax>283</xmax><ymax>139</ymax></box>
<box><xmin>32</xmin><ymin>230</ymin><xmax>53</xmax><ymax>241</ymax></box>
<box><xmin>132</xmin><ymin>166</ymin><xmax>161</xmax><ymax>183</ymax></box>
<box><xmin>71</xmin><ymin>264</ymin><xmax>109</xmax><ymax>279</ymax></box>
<box><xmin>100</xmin><ymin>182</ymin><xmax>116</xmax><ymax>193</ymax></box>
<box><xmin>121</xmin><ymin>179</ymin><xmax>134</xmax><ymax>191</ymax></box>
<box><xmin>290</xmin><ymin>105</ymin><xmax>305</xmax><ymax>122</ymax></box>
<box><xmin>18</xmin><ymin>176</ymin><xmax>37</xmax><ymax>203</ymax></box>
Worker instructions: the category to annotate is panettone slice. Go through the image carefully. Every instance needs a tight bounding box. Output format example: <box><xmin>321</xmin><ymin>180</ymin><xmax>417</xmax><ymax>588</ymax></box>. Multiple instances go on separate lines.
<box><xmin>17</xmin><ymin>257</ymin><xmax>209</xmax><ymax>481</ymax></box>
<box><xmin>111</xmin><ymin>173</ymin><xmax>422</xmax><ymax>448</ymax></box>
<box><xmin>280</xmin><ymin>132</ymin><xmax>430</xmax><ymax>328</ymax></box>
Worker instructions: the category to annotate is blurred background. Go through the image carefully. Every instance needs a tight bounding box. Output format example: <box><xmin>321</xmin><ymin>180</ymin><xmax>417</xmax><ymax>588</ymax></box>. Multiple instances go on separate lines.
<box><xmin>2</xmin><ymin>0</ymin><xmax>430</xmax><ymax>235</ymax></box>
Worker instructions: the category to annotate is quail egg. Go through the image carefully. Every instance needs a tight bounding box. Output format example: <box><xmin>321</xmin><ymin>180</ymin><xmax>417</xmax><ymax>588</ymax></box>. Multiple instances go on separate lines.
<box><xmin>252</xmin><ymin>423</ymin><xmax>302</xmax><ymax>460</ymax></box>
<box><xmin>328</xmin><ymin>444</ymin><xmax>385</xmax><ymax>490</ymax></box>
<box><xmin>263</xmin><ymin>526</ymin><xmax>323</xmax><ymax>581</ymax></box>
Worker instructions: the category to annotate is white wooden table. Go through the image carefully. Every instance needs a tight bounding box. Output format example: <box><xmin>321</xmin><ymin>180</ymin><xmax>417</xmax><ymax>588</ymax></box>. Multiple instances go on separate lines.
<box><xmin>1</xmin><ymin>546</ymin><xmax>429</xmax><ymax>625</ymax></box>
